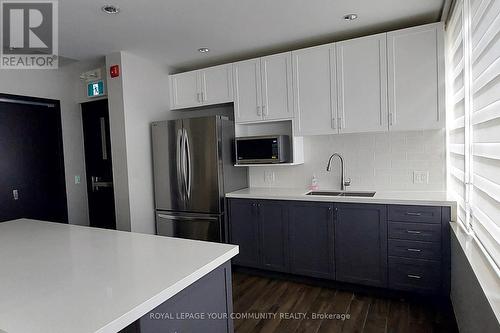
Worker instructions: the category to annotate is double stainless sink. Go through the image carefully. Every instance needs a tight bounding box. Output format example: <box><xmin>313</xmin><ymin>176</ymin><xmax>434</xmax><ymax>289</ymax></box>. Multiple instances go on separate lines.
<box><xmin>306</xmin><ymin>191</ymin><xmax>376</xmax><ymax>197</ymax></box>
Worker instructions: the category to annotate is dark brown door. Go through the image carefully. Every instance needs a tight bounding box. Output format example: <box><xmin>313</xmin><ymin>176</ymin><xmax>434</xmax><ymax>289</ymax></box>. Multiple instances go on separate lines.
<box><xmin>0</xmin><ymin>94</ymin><xmax>67</xmax><ymax>223</ymax></box>
<box><xmin>81</xmin><ymin>99</ymin><xmax>116</xmax><ymax>229</ymax></box>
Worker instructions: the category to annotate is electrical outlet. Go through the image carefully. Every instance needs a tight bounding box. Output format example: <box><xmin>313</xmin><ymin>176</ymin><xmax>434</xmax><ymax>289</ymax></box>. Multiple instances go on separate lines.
<box><xmin>75</xmin><ymin>175</ymin><xmax>81</xmax><ymax>184</ymax></box>
<box><xmin>264</xmin><ymin>171</ymin><xmax>275</xmax><ymax>185</ymax></box>
<box><xmin>413</xmin><ymin>171</ymin><xmax>429</xmax><ymax>184</ymax></box>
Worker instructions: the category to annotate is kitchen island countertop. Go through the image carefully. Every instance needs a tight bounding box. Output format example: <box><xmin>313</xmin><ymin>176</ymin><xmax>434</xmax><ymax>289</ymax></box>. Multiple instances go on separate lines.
<box><xmin>0</xmin><ymin>219</ymin><xmax>238</xmax><ymax>333</ymax></box>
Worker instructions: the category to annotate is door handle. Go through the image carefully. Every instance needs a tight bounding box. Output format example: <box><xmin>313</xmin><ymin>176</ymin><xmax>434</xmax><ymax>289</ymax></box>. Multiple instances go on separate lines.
<box><xmin>177</xmin><ymin>129</ymin><xmax>185</xmax><ymax>199</ymax></box>
<box><xmin>99</xmin><ymin>117</ymin><xmax>108</xmax><ymax>160</ymax></box>
<box><xmin>406</xmin><ymin>212</ymin><xmax>422</xmax><ymax>216</ymax></box>
<box><xmin>157</xmin><ymin>214</ymin><xmax>218</xmax><ymax>221</ymax></box>
<box><xmin>183</xmin><ymin>129</ymin><xmax>192</xmax><ymax>200</ymax></box>
<box><xmin>407</xmin><ymin>248</ymin><xmax>422</xmax><ymax>252</ymax></box>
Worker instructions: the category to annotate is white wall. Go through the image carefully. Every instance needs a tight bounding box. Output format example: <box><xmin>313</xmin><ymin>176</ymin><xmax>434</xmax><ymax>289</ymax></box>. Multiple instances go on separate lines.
<box><xmin>0</xmin><ymin>59</ymin><xmax>103</xmax><ymax>226</ymax></box>
<box><xmin>106</xmin><ymin>51</ymin><xmax>170</xmax><ymax>234</ymax></box>
<box><xmin>106</xmin><ymin>52</ymin><xmax>132</xmax><ymax>232</ymax></box>
<box><xmin>249</xmin><ymin>129</ymin><xmax>446</xmax><ymax>191</ymax></box>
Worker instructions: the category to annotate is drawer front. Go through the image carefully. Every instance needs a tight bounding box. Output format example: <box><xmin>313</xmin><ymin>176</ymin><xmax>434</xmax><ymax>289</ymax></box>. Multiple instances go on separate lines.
<box><xmin>389</xmin><ymin>257</ymin><xmax>441</xmax><ymax>293</ymax></box>
<box><xmin>389</xmin><ymin>205</ymin><xmax>441</xmax><ymax>223</ymax></box>
<box><xmin>388</xmin><ymin>239</ymin><xmax>441</xmax><ymax>260</ymax></box>
<box><xmin>389</xmin><ymin>222</ymin><xmax>441</xmax><ymax>242</ymax></box>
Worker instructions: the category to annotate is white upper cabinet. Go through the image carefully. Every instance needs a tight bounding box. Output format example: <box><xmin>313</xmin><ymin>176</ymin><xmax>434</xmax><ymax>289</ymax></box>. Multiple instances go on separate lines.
<box><xmin>168</xmin><ymin>23</ymin><xmax>444</xmax><ymax>133</ymax></box>
<box><xmin>292</xmin><ymin>44</ymin><xmax>337</xmax><ymax>136</ymax></box>
<box><xmin>387</xmin><ymin>23</ymin><xmax>445</xmax><ymax>131</ymax></box>
<box><xmin>233</xmin><ymin>52</ymin><xmax>293</xmax><ymax>123</ymax></box>
<box><xmin>169</xmin><ymin>70</ymin><xmax>201</xmax><ymax>109</ymax></box>
<box><xmin>260</xmin><ymin>53</ymin><xmax>293</xmax><ymax>121</ymax></box>
<box><xmin>336</xmin><ymin>33</ymin><xmax>388</xmax><ymax>134</ymax></box>
<box><xmin>169</xmin><ymin>64</ymin><xmax>232</xmax><ymax>110</ymax></box>
<box><xmin>200</xmin><ymin>64</ymin><xmax>233</xmax><ymax>105</ymax></box>
<box><xmin>233</xmin><ymin>59</ymin><xmax>262</xmax><ymax>123</ymax></box>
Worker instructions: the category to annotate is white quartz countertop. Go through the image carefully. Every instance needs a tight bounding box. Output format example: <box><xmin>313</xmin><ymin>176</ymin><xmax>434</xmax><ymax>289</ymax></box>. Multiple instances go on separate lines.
<box><xmin>226</xmin><ymin>187</ymin><xmax>457</xmax><ymax>220</ymax></box>
<box><xmin>0</xmin><ymin>219</ymin><xmax>238</xmax><ymax>333</ymax></box>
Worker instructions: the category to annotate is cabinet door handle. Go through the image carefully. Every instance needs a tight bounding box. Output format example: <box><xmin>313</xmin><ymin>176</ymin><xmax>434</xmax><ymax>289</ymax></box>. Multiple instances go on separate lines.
<box><xmin>338</xmin><ymin>117</ymin><xmax>342</xmax><ymax>130</ymax></box>
<box><xmin>406</xmin><ymin>212</ymin><xmax>422</xmax><ymax>216</ymax></box>
<box><xmin>201</xmin><ymin>91</ymin><xmax>205</xmax><ymax>102</ymax></box>
<box><xmin>406</xmin><ymin>230</ymin><xmax>422</xmax><ymax>234</ymax></box>
<box><xmin>389</xmin><ymin>112</ymin><xmax>394</xmax><ymax>126</ymax></box>
<box><xmin>407</xmin><ymin>248</ymin><xmax>422</xmax><ymax>252</ymax></box>
<box><xmin>407</xmin><ymin>274</ymin><xmax>422</xmax><ymax>279</ymax></box>
<box><xmin>257</xmin><ymin>106</ymin><xmax>262</xmax><ymax>116</ymax></box>
<box><xmin>197</xmin><ymin>93</ymin><xmax>201</xmax><ymax>103</ymax></box>
<box><xmin>332</xmin><ymin>117</ymin><xmax>336</xmax><ymax>129</ymax></box>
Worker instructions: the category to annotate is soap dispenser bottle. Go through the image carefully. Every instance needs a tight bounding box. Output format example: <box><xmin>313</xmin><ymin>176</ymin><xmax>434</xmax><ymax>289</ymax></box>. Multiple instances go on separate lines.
<box><xmin>309</xmin><ymin>174</ymin><xmax>319</xmax><ymax>191</ymax></box>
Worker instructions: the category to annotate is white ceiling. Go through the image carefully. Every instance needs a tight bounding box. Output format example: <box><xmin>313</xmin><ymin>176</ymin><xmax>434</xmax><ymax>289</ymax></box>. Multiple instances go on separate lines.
<box><xmin>59</xmin><ymin>0</ymin><xmax>445</xmax><ymax>71</ymax></box>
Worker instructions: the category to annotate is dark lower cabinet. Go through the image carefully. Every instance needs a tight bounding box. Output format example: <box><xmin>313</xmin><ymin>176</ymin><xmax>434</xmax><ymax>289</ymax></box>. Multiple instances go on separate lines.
<box><xmin>228</xmin><ymin>199</ymin><xmax>260</xmax><ymax>267</ymax></box>
<box><xmin>229</xmin><ymin>199</ymin><xmax>288</xmax><ymax>272</ymax></box>
<box><xmin>259</xmin><ymin>202</ymin><xmax>288</xmax><ymax>272</ymax></box>
<box><xmin>334</xmin><ymin>203</ymin><xmax>388</xmax><ymax>287</ymax></box>
<box><xmin>227</xmin><ymin>198</ymin><xmax>450</xmax><ymax>295</ymax></box>
<box><xmin>288</xmin><ymin>202</ymin><xmax>334</xmax><ymax>279</ymax></box>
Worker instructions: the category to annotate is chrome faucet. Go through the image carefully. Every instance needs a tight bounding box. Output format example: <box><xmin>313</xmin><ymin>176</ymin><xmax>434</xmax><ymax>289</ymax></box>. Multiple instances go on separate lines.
<box><xmin>326</xmin><ymin>153</ymin><xmax>351</xmax><ymax>191</ymax></box>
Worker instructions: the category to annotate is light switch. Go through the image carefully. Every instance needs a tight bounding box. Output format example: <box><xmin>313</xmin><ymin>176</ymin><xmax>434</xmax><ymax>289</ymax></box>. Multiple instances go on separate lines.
<box><xmin>413</xmin><ymin>171</ymin><xmax>429</xmax><ymax>184</ymax></box>
<box><xmin>75</xmin><ymin>175</ymin><xmax>81</xmax><ymax>184</ymax></box>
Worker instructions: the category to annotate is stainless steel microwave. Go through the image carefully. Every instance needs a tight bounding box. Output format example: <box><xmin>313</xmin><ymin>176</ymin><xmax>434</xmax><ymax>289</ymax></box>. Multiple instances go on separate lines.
<box><xmin>235</xmin><ymin>135</ymin><xmax>290</xmax><ymax>164</ymax></box>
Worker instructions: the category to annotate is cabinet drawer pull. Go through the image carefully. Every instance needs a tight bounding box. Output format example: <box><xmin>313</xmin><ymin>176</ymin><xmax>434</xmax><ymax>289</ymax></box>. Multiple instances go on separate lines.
<box><xmin>407</xmin><ymin>274</ymin><xmax>422</xmax><ymax>279</ymax></box>
<box><xmin>406</xmin><ymin>230</ymin><xmax>422</xmax><ymax>234</ymax></box>
<box><xmin>407</xmin><ymin>248</ymin><xmax>421</xmax><ymax>252</ymax></box>
<box><xmin>406</xmin><ymin>212</ymin><xmax>422</xmax><ymax>216</ymax></box>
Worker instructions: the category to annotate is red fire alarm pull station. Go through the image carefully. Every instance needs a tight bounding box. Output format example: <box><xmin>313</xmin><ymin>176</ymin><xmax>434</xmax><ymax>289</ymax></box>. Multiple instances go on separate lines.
<box><xmin>110</xmin><ymin>65</ymin><xmax>120</xmax><ymax>78</ymax></box>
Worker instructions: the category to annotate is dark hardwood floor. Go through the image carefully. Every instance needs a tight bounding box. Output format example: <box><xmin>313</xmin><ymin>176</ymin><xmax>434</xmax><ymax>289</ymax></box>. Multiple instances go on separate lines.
<box><xmin>232</xmin><ymin>272</ymin><xmax>458</xmax><ymax>333</ymax></box>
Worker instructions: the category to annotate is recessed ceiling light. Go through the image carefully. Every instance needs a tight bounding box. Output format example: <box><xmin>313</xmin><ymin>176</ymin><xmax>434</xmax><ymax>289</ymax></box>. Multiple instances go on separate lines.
<box><xmin>198</xmin><ymin>48</ymin><xmax>210</xmax><ymax>53</ymax></box>
<box><xmin>343</xmin><ymin>13</ymin><xmax>358</xmax><ymax>21</ymax></box>
<box><xmin>102</xmin><ymin>4</ymin><xmax>120</xmax><ymax>14</ymax></box>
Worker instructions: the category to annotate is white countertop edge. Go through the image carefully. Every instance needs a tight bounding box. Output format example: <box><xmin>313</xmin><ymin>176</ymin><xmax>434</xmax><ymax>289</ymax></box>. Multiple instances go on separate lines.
<box><xmin>226</xmin><ymin>188</ymin><xmax>457</xmax><ymax>221</ymax></box>
<box><xmin>95</xmin><ymin>246</ymin><xmax>239</xmax><ymax>333</ymax></box>
<box><xmin>226</xmin><ymin>192</ymin><xmax>456</xmax><ymax>206</ymax></box>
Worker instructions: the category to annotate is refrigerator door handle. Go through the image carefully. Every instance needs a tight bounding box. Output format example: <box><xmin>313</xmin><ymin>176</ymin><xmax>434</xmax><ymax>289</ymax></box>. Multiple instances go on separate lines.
<box><xmin>157</xmin><ymin>213</ymin><xmax>218</xmax><ymax>221</ymax></box>
<box><xmin>177</xmin><ymin>128</ymin><xmax>185</xmax><ymax>200</ymax></box>
<box><xmin>184</xmin><ymin>128</ymin><xmax>192</xmax><ymax>199</ymax></box>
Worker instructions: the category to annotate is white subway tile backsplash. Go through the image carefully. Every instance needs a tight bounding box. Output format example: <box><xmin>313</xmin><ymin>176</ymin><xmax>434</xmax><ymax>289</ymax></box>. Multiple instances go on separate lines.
<box><xmin>248</xmin><ymin>129</ymin><xmax>446</xmax><ymax>191</ymax></box>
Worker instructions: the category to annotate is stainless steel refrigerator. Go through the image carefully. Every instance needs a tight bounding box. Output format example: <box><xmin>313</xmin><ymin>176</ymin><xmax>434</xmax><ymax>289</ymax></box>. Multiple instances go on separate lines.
<box><xmin>152</xmin><ymin>116</ymin><xmax>247</xmax><ymax>242</ymax></box>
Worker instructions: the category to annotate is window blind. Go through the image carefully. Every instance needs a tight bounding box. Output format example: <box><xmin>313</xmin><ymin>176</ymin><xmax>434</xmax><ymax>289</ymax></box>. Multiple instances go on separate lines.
<box><xmin>469</xmin><ymin>0</ymin><xmax>500</xmax><ymax>267</ymax></box>
<box><xmin>446</xmin><ymin>0</ymin><xmax>500</xmax><ymax>268</ymax></box>
<box><xmin>446</xmin><ymin>0</ymin><xmax>468</xmax><ymax>228</ymax></box>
